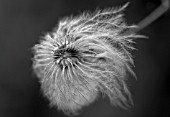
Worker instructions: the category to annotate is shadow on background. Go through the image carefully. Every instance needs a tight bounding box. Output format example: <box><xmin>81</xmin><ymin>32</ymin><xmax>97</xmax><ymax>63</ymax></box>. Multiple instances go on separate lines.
<box><xmin>0</xmin><ymin>0</ymin><xmax>169</xmax><ymax>117</ymax></box>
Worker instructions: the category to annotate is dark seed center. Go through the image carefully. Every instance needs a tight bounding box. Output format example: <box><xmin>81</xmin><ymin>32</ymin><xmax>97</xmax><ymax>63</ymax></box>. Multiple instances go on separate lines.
<box><xmin>53</xmin><ymin>47</ymin><xmax>79</xmax><ymax>60</ymax></box>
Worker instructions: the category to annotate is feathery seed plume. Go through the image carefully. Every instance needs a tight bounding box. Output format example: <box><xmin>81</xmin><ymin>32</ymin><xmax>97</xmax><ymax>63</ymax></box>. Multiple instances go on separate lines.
<box><xmin>32</xmin><ymin>3</ymin><xmax>142</xmax><ymax>115</ymax></box>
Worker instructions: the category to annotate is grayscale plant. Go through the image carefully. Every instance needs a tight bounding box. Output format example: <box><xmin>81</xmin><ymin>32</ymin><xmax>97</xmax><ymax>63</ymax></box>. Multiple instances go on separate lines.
<box><xmin>32</xmin><ymin>1</ymin><xmax>169</xmax><ymax>115</ymax></box>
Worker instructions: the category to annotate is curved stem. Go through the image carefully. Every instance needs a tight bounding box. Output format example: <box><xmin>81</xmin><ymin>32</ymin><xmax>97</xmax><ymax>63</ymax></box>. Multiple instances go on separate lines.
<box><xmin>135</xmin><ymin>0</ymin><xmax>169</xmax><ymax>32</ymax></box>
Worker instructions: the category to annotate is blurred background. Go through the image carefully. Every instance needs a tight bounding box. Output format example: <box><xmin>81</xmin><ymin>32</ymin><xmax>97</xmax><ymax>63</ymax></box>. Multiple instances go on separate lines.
<box><xmin>0</xmin><ymin>0</ymin><xmax>170</xmax><ymax>117</ymax></box>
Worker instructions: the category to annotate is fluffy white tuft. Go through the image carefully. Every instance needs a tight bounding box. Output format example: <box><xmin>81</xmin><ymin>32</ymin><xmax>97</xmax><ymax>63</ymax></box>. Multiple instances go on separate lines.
<box><xmin>32</xmin><ymin>3</ymin><xmax>142</xmax><ymax>115</ymax></box>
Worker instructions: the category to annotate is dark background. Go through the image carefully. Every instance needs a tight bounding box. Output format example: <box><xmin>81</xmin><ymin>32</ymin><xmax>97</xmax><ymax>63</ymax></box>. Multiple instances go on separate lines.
<box><xmin>0</xmin><ymin>0</ymin><xmax>170</xmax><ymax>117</ymax></box>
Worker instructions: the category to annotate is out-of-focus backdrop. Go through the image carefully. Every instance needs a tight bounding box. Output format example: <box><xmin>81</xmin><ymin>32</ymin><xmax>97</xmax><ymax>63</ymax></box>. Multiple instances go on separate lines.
<box><xmin>0</xmin><ymin>0</ymin><xmax>169</xmax><ymax>117</ymax></box>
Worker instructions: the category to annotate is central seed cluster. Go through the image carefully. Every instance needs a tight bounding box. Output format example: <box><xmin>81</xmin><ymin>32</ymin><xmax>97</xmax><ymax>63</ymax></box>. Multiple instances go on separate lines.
<box><xmin>53</xmin><ymin>44</ymin><xmax>80</xmax><ymax>66</ymax></box>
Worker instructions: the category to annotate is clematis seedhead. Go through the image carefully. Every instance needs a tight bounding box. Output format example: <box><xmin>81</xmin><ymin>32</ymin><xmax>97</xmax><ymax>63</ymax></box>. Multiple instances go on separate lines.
<box><xmin>32</xmin><ymin>3</ymin><xmax>142</xmax><ymax>115</ymax></box>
